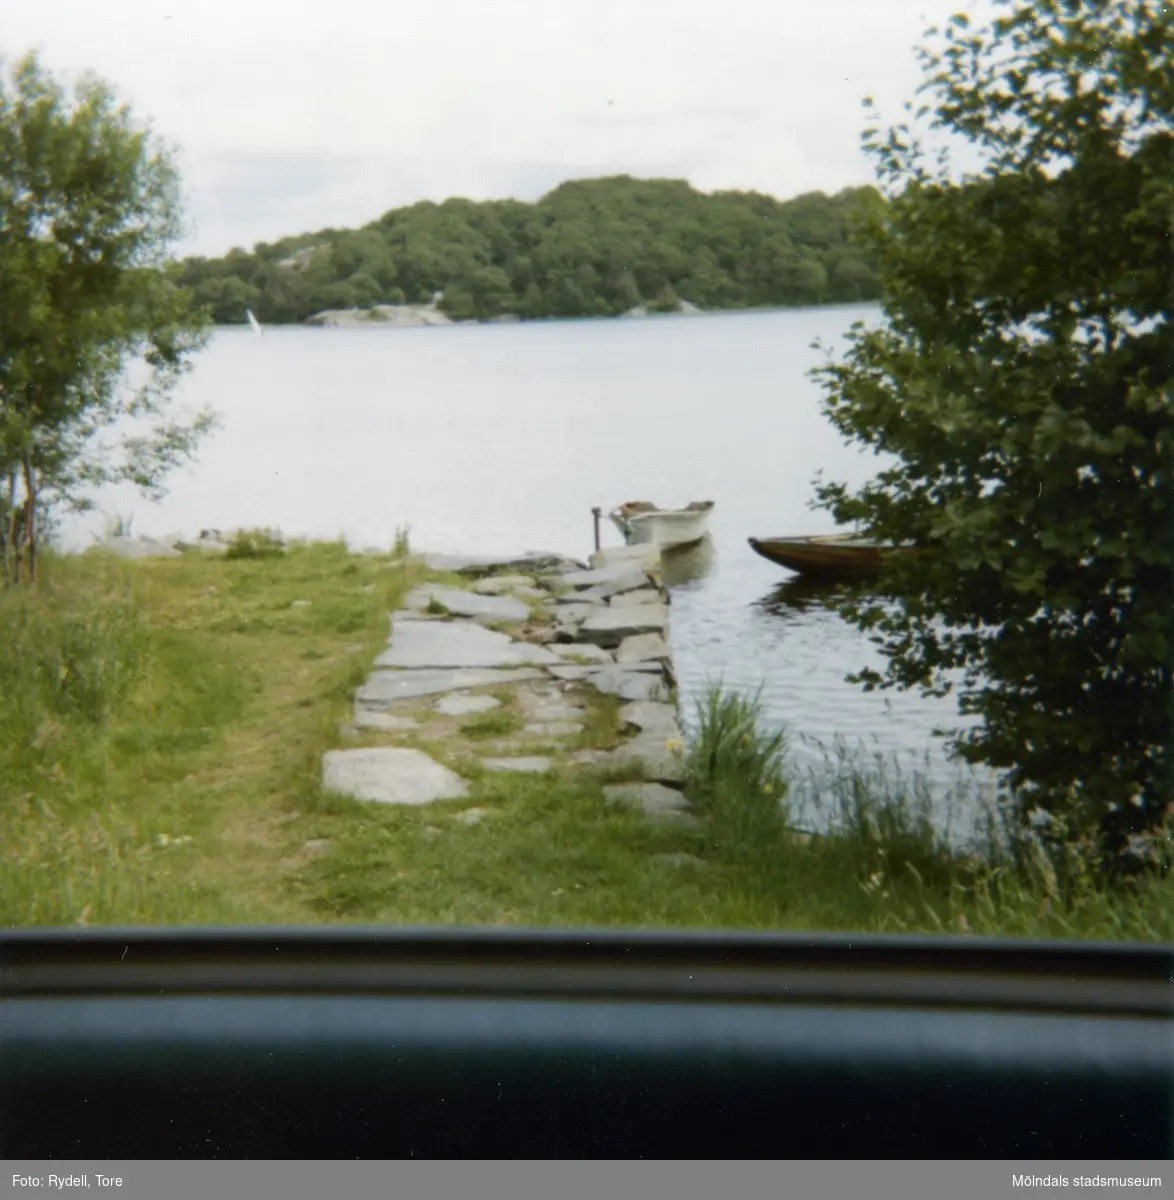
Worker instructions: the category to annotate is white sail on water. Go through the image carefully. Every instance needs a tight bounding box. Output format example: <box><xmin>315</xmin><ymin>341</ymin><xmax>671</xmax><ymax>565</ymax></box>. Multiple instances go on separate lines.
<box><xmin>246</xmin><ymin>309</ymin><xmax>263</xmax><ymax>337</ymax></box>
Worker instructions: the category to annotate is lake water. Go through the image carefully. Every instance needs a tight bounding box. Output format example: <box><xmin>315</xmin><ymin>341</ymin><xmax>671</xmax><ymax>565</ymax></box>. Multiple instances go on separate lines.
<box><xmin>62</xmin><ymin>305</ymin><xmax>1000</xmax><ymax>828</ymax></box>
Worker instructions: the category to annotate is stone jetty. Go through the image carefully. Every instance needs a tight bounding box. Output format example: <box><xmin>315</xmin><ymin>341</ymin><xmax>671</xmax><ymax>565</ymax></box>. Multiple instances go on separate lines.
<box><xmin>322</xmin><ymin>542</ymin><xmax>696</xmax><ymax>823</ymax></box>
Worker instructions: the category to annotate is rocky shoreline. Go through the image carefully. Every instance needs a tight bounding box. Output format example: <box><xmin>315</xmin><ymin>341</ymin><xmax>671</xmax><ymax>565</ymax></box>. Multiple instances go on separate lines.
<box><xmin>326</xmin><ymin>542</ymin><xmax>696</xmax><ymax>823</ymax></box>
<box><xmin>297</xmin><ymin>298</ymin><xmax>706</xmax><ymax>329</ymax></box>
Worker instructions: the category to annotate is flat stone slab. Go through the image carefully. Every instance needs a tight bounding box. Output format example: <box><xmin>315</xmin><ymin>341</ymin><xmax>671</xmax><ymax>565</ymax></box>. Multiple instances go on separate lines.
<box><xmin>547</xmin><ymin>662</ymin><xmax>662</xmax><ymax>681</ymax></box>
<box><xmin>352</xmin><ymin>709</ymin><xmax>421</xmax><ymax>732</ymax></box>
<box><xmin>566</xmin><ymin>582</ymin><xmax>638</xmax><ymax>603</ymax></box>
<box><xmin>601</xmin><ymin>733</ymin><xmax>686</xmax><ymax>784</ymax></box>
<box><xmin>552</xmin><ymin>590</ymin><xmax>609</xmax><ymax>606</ymax></box>
<box><xmin>579</xmin><ymin>604</ymin><xmax>668</xmax><ymax>648</ymax></box>
<box><xmin>435</xmin><ymin>692</ymin><xmax>502</xmax><ymax>716</ymax></box>
<box><xmin>569</xmin><ymin>748</ymin><xmax>613</xmax><ymax>767</ymax></box>
<box><xmin>515</xmin><ymin>684</ymin><xmax>585</xmax><ymax>723</ymax></box>
<box><xmin>403</xmin><ymin>585</ymin><xmax>529</xmax><ymax>622</ymax></box>
<box><xmin>547</xmin><ymin>665</ymin><xmax>601</xmax><ymax>682</ymax></box>
<box><xmin>604</xmin><ymin>782</ymin><xmax>691</xmax><ymax>816</ymax></box>
<box><xmin>616</xmin><ymin>633</ymin><xmax>672</xmax><ymax>665</ymax></box>
<box><xmin>618</xmin><ymin>700</ymin><xmax>681</xmax><ymax>736</ymax></box>
<box><xmin>586</xmin><ymin>667</ymin><xmax>669</xmax><ymax>703</ymax></box>
<box><xmin>376</xmin><ymin>620</ymin><xmax>562</xmax><ymax>669</ymax></box>
<box><xmin>551</xmin><ymin>643</ymin><xmax>614</xmax><ymax>665</ymax></box>
<box><xmin>357</xmin><ymin>667</ymin><xmax>543</xmax><ymax>706</ymax></box>
<box><xmin>591</xmin><ymin>545</ymin><xmax>662</xmax><ymax>572</ymax></box>
<box><xmin>554</xmin><ymin>603</ymin><xmax>598</xmax><ymax>626</ymax></box>
<box><xmin>522</xmin><ymin>702</ymin><xmax>583</xmax><ymax>722</ymax></box>
<box><xmin>423</xmin><ymin>551</ymin><xmax>584</xmax><ymax>576</ymax></box>
<box><xmin>557</xmin><ymin>566</ymin><xmax>650</xmax><ymax>592</ymax></box>
<box><xmin>609</xmin><ymin>588</ymin><xmax>664</xmax><ymax>609</ymax></box>
<box><xmin>322</xmin><ymin>748</ymin><xmax>469</xmax><ymax>805</ymax></box>
<box><xmin>480</xmin><ymin>757</ymin><xmax>553</xmax><ymax>773</ymax></box>
<box><xmin>524</xmin><ymin>721</ymin><xmax>584</xmax><ymax>737</ymax></box>
<box><xmin>470</xmin><ymin>575</ymin><xmax>537</xmax><ymax>595</ymax></box>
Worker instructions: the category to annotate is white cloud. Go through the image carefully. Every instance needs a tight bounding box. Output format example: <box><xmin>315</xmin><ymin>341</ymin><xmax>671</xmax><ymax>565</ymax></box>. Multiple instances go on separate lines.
<box><xmin>1</xmin><ymin>0</ymin><xmax>997</xmax><ymax>255</ymax></box>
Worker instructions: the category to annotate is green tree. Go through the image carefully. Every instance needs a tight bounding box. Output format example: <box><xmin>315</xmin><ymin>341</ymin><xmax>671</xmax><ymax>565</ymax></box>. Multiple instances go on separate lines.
<box><xmin>309</xmin><ymin>281</ymin><xmax>360</xmax><ymax>312</ymax></box>
<box><xmin>648</xmin><ymin>283</ymin><xmax>680</xmax><ymax>314</ymax></box>
<box><xmin>344</xmin><ymin>271</ymin><xmax>382</xmax><ymax>309</ymax></box>
<box><xmin>519</xmin><ymin>281</ymin><xmax>545</xmax><ymax>318</ymax></box>
<box><xmin>191</xmin><ymin>274</ymin><xmax>260</xmax><ymax>324</ymax></box>
<box><xmin>332</xmin><ymin>229</ymin><xmax>397</xmax><ymax>292</ymax></box>
<box><xmin>0</xmin><ymin>52</ymin><xmax>214</xmax><ymax>584</ymax></box>
<box><xmin>183</xmin><ymin>175</ymin><xmax>884</xmax><ymax>324</ymax></box>
<box><xmin>810</xmin><ymin>0</ymin><xmax>1172</xmax><ymax>869</ymax></box>
<box><xmin>437</xmin><ymin>283</ymin><xmax>476</xmax><ymax>322</ymax></box>
<box><xmin>467</xmin><ymin>265</ymin><xmax>516</xmax><ymax>320</ymax></box>
<box><xmin>609</xmin><ymin>269</ymin><xmax>644</xmax><ymax>312</ymax></box>
<box><xmin>827</xmin><ymin>252</ymin><xmax>880</xmax><ymax>302</ymax></box>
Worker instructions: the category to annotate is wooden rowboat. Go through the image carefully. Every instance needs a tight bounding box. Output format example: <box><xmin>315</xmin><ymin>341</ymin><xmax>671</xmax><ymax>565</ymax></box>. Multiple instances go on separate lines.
<box><xmin>610</xmin><ymin>500</ymin><xmax>714</xmax><ymax>550</ymax></box>
<box><xmin>748</xmin><ymin>533</ymin><xmax>910</xmax><ymax>579</ymax></box>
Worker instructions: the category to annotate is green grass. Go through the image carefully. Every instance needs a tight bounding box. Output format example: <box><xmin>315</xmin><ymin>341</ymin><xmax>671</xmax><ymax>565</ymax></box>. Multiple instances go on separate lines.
<box><xmin>0</xmin><ymin>550</ymin><xmax>1169</xmax><ymax>939</ymax></box>
<box><xmin>460</xmin><ymin>710</ymin><xmax>523</xmax><ymax>741</ymax></box>
<box><xmin>224</xmin><ymin>527</ymin><xmax>286</xmax><ymax>560</ymax></box>
<box><xmin>683</xmin><ymin>686</ymin><xmax>788</xmax><ymax>859</ymax></box>
<box><xmin>678</xmin><ymin>696</ymin><xmax>1172</xmax><ymax>940</ymax></box>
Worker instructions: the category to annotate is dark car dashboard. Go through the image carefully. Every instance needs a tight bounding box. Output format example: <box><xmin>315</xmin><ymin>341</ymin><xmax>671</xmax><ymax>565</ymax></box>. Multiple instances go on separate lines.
<box><xmin>2</xmin><ymin>927</ymin><xmax>1171</xmax><ymax>1158</ymax></box>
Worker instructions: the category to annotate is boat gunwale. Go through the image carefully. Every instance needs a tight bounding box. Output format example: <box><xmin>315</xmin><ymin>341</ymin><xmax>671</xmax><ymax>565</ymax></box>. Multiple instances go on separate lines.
<box><xmin>616</xmin><ymin>510</ymin><xmax>712</xmax><ymax>526</ymax></box>
<box><xmin>747</xmin><ymin>534</ymin><xmax>922</xmax><ymax>578</ymax></box>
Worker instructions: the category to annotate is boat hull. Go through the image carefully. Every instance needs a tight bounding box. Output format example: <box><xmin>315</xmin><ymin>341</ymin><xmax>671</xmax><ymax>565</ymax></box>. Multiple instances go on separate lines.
<box><xmin>610</xmin><ymin>502</ymin><xmax>713</xmax><ymax>551</ymax></box>
<box><xmin>748</xmin><ymin>535</ymin><xmax>897</xmax><ymax>579</ymax></box>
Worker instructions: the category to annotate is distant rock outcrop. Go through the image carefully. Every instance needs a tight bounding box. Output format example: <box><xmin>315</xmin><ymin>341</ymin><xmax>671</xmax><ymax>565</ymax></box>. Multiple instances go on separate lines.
<box><xmin>622</xmin><ymin>300</ymin><xmax>704</xmax><ymax>319</ymax></box>
<box><xmin>276</xmin><ymin>245</ymin><xmax>325</xmax><ymax>271</ymax></box>
<box><xmin>306</xmin><ymin>300</ymin><xmax>700</xmax><ymax>328</ymax></box>
<box><xmin>305</xmin><ymin>305</ymin><xmax>454</xmax><ymax>329</ymax></box>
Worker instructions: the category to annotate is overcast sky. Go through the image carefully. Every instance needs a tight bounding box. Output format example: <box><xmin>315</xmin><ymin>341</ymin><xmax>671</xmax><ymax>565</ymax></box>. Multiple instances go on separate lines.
<box><xmin>1</xmin><ymin>0</ymin><xmax>995</xmax><ymax>258</ymax></box>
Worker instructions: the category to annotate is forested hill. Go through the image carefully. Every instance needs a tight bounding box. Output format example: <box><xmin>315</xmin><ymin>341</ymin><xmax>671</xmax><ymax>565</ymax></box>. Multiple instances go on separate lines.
<box><xmin>179</xmin><ymin>176</ymin><xmax>885</xmax><ymax>325</ymax></box>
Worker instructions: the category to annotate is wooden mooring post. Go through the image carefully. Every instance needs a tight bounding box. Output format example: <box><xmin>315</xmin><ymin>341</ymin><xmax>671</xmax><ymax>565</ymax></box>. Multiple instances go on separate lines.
<box><xmin>591</xmin><ymin>507</ymin><xmax>602</xmax><ymax>553</ymax></box>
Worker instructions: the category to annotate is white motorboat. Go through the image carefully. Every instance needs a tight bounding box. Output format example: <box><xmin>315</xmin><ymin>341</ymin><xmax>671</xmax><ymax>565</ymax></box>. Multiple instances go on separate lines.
<box><xmin>608</xmin><ymin>500</ymin><xmax>714</xmax><ymax>550</ymax></box>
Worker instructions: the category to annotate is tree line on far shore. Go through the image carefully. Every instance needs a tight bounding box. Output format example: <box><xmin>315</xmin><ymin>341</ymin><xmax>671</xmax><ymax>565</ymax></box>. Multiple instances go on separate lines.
<box><xmin>177</xmin><ymin>177</ymin><xmax>885</xmax><ymax>324</ymax></box>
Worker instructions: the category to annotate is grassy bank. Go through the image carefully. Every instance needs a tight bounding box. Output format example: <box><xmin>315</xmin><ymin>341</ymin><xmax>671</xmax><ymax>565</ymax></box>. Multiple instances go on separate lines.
<box><xmin>2</xmin><ymin>544</ymin><xmax>1170</xmax><ymax>939</ymax></box>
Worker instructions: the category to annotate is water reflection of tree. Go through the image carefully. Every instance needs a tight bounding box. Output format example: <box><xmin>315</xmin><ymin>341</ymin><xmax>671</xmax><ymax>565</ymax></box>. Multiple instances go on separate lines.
<box><xmin>756</xmin><ymin>576</ymin><xmax>870</xmax><ymax>618</ymax></box>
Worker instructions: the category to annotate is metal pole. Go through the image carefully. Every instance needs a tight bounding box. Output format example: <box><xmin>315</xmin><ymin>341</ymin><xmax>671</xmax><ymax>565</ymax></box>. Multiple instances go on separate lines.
<box><xmin>591</xmin><ymin>507</ymin><xmax>602</xmax><ymax>553</ymax></box>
